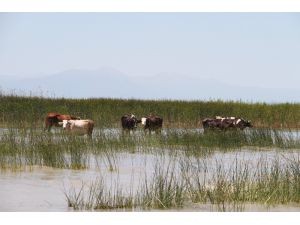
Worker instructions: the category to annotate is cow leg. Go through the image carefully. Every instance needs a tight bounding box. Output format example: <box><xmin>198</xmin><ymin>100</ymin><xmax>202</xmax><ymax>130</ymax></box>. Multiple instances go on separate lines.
<box><xmin>87</xmin><ymin>122</ymin><xmax>94</xmax><ymax>137</ymax></box>
<box><xmin>155</xmin><ymin>128</ymin><xmax>162</xmax><ymax>134</ymax></box>
<box><xmin>122</xmin><ymin>128</ymin><xmax>129</xmax><ymax>135</ymax></box>
<box><xmin>44</xmin><ymin>124</ymin><xmax>52</xmax><ymax>132</ymax></box>
<box><xmin>44</xmin><ymin>119</ymin><xmax>51</xmax><ymax>132</ymax></box>
<box><xmin>44</xmin><ymin>124</ymin><xmax>48</xmax><ymax>132</ymax></box>
<box><xmin>203</xmin><ymin>128</ymin><xmax>211</xmax><ymax>134</ymax></box>
<box><xmin>143</xmin><ymin>128</ymin><xmax>148</xmax><ymax>135</ymax></box>
<box><xmin>87</xmin><ymin>129</ymin><xmax>93</xmax><ymax>138</ymax></box>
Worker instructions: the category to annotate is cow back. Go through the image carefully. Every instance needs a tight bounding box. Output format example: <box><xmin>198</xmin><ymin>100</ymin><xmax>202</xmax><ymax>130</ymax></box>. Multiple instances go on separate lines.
<box><xmin>202</xmin><ymin>117</ymin><xmax>252</xmax><ymax>130</ymax></box>
<box><xmin>145</xmin><ymin>116</ymin><xmax>163</xmax><ymax>129</ymax></box>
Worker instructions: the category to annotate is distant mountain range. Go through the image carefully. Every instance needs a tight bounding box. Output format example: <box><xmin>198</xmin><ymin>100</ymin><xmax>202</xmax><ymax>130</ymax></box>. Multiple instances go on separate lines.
<box><xmin>0</xmin><ymin>68</ymin><xmax>299</xmax><ymax>103</ymax></box>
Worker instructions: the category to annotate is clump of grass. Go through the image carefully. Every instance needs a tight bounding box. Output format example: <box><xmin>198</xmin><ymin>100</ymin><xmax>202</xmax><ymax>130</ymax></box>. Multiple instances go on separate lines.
<box><xmin>102</xmin><ymin>148</ymin><xmax>119</xmax><ymax>172</ymax></box>
<box><xmin>65</xmin><ymin>182</ymin><xmax>85</xmax><ymax>210</ymax></box>
<box><xmin>64</xmin><ymin>158</ymin><xmax>185</xmax><ymax>211</ymax></box>
<box><xmin>64</xmin><ymin>178</ymin><xmax>136</xmax><ymax>211</ymax></box>
<box><xmin>92</xmin><ymin>180</ymin><xmax>135</xmax><ymax>210</ymax></box>
<box><xmin>138</xmin><ymin>162</ymin><xmax>185</xmax><ymax>209</ymax></box>
<box><xmin>182</xmin><ymin>156</ymin><xmax>300</xmax><ymax>211</ymax></box>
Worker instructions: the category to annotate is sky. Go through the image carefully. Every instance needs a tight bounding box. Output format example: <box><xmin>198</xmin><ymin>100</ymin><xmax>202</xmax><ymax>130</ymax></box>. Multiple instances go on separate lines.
<box><xmin>0</xmin><ymin>13</ymin><xmax>300</xmax><ymax>90</ymax></box>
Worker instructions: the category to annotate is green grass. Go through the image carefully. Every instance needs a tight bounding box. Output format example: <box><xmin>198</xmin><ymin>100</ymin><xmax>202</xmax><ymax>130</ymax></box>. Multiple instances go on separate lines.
<box><xmin>1</xmin><ymin>94</ymin><xmax>300</xmax><ymax>128</ymax></box>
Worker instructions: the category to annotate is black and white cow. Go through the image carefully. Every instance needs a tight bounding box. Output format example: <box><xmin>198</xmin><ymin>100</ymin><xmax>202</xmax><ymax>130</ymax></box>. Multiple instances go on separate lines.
<box><xmin>141</xmin><ymin>115</ymin><xmax>163</xmax><ymax>134</ymax></box>
<box><xmin>121</xmin><ymin>114</ymin><xmax>141</xmax><ymax>133</ymax></box>
<box><xmin>202</xmin><ymin>116</ymin><xmax>252</xmax><ymax>131</ymax></box>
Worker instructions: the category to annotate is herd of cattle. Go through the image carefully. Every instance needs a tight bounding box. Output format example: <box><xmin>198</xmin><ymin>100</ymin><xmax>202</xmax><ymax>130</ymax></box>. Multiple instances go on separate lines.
<box><xmin>44</xmin><ymin>112</ymin><xmax>252</xmax><ymax>136</ymax></box>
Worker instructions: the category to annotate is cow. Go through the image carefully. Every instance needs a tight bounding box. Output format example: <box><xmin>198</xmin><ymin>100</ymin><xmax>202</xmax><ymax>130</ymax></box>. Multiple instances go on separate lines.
<box><xmin>121</xmin><ymin>114</ymin><xmax>141</xmax><ymax>133</ymax></box>
<box><xmin>202</xmin><ymin>116</ymin><xmax>252</xmax><ymax>131</ymax></box>
<box><xmin>44</xmin><ymin>112</ymin><xmax>81</xmax><ymax>132</ymax></box>
<box><xmin>60</xmin><ymin>119</ymin><xmax>94</xmax><ymax>136</ymax></box>
<box><xmin>141</xmin><ymin>115</ymin><xmax>163</xmax><ymax>134</ymax></box>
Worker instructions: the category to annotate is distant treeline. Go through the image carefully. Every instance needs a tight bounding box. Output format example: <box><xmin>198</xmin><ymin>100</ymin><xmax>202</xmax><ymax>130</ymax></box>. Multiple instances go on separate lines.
<box><xmin>0</xmin><ymin>95</ymin><xmax>299</xmax><ymax>128</ymax></box>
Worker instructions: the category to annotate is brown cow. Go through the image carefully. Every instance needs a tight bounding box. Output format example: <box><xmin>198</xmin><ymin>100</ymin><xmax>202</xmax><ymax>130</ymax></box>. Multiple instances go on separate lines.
<box><xmin>141</xmin><ymin>115</ymin><xmax>163</xmax><ymax>134</ymax></box>
<box><xmin>44</xmin><ymin>112</ymin><xmax>81</xmax><ymax>131</ymax></box>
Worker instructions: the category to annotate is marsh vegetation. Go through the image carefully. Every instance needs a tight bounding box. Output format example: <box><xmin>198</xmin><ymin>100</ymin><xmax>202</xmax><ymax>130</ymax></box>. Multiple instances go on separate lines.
<box><xmin>0</xmin><ymin>94</ymin><xmax>300</xmax><ymax>211</ymax></box>
<box><xmin>64</xmin><ymin>154</ymin><xmax>300</xmax><ymax>211</ymax></box>
<box><xmin>1</xmin><ymin>95</ymin><xmax>300</xmax><ymax>128</ymax></box>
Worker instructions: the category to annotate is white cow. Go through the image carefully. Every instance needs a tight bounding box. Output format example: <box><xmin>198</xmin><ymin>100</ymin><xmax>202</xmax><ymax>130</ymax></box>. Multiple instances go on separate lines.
<box><xmin>60</xmin><ymin>119</ymin><xmax>95</xmax><ymax>136</ymax></box>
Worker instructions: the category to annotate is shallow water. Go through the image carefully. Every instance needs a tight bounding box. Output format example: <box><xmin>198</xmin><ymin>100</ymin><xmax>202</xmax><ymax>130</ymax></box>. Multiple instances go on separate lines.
<box><xmin>0</xmin><ymin>152</ymin><xmax>157</xmax><ymax>211</ymax></box>
<box><xmin>1</xmin><ymin>127</ymin><xmax>300</xmax><ymax>211</ymax></box>
<box><xmin>1</xmin><ymin>149</ymin><xmax>300</xmax><ymax>211</ymax></box>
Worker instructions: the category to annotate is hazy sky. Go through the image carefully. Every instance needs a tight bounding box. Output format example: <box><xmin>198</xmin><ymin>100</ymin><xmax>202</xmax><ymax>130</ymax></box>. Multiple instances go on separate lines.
<box><xmin>0</xmin><ymin>13</ymin><xmax>300</xmax><ymax>88</ymax></box>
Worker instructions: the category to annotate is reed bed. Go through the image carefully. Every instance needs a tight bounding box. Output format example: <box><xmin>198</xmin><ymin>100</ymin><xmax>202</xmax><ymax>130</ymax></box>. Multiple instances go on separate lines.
<box><xmin>64</xmin><ymin>155</ymin><xmax>300</xmax><ymax>211</ymax></box>
<box><xmin>64</xmin><ymin>158</ymin><xmax>185</xmax><ymax>211</ymax></box>
<box><xmin>181</xmin><ymin>156</ymin><xmax>300</xmax><ymax>211</ymax></box>
<box><xmin>0</xmin><ymin>128</ymin><xmax>300</xmax><ymax>170</ymax></box>
<box><xmin>1</xmin><ymin>94</ymin><xmax>300</xmax><ymax>128</ymax></box>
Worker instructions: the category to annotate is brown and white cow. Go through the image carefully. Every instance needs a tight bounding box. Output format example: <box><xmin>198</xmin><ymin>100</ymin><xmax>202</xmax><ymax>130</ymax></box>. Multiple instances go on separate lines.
<box><xmin>61</xmin><ymin>119</ymin><xmax>94</xmax><ymax>136</ymax></box>
<box><xmin>202</xmin><ymin>116</ymin><xmax>252</xmax><ymax>131</ymax></box>
<box><xmin>121</xmin><ymin>114</ymin><xmax>141</xmax><ymax>133</ymax></box>
<box><xmin>141</xmin><ymin>115</ymin><xmax>163</xmax><ymax>134</ymax></box>
<box><xmin>44</xmin><ymin>112</ymin><xmax>81</xmax><ymax>131</ymax></box>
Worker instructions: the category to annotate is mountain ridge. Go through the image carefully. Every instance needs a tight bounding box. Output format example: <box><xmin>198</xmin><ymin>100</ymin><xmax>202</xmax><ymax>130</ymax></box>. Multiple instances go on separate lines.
<box><xmin>0</xmin><ymin>68</ymin><xmax>299</xmax><ymax>103</ymax></box>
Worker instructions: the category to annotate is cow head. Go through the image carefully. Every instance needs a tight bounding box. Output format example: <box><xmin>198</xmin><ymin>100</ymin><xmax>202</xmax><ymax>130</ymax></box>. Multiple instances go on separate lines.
<box><xmin>129</xmin><ymin>115</ymin><xmax>138</xmax><ymax>128</ymax></box>
<box><xmin>141</xmin><ymin>117</ymin><xmax>147</xmax><ymax>126</ymax></box>
<box><xmin>133</xmin><ymin>117</ymin><xmax>142</xmax><ymax>128</ymax></box>
<box><xmin>62</xmin><ymin>120</ymin><xmax>72</xmax><ymax>129</ymax></box>
<box><xmin>238</xmin><ymin>119</ymin><xmax>252</xmax><ymax>128</ymax></box>
<box><xmin>245</xmin><ymin>120</ymin><xmax>252</xmax><ymax>128</ymax></box>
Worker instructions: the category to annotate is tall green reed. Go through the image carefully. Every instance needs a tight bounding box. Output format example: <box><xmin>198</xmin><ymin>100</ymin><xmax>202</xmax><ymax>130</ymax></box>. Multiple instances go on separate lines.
<box><xmin>1</xmin><ymin>95</ymin><xmax>300</xmax><ymax>128</ymax></box>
